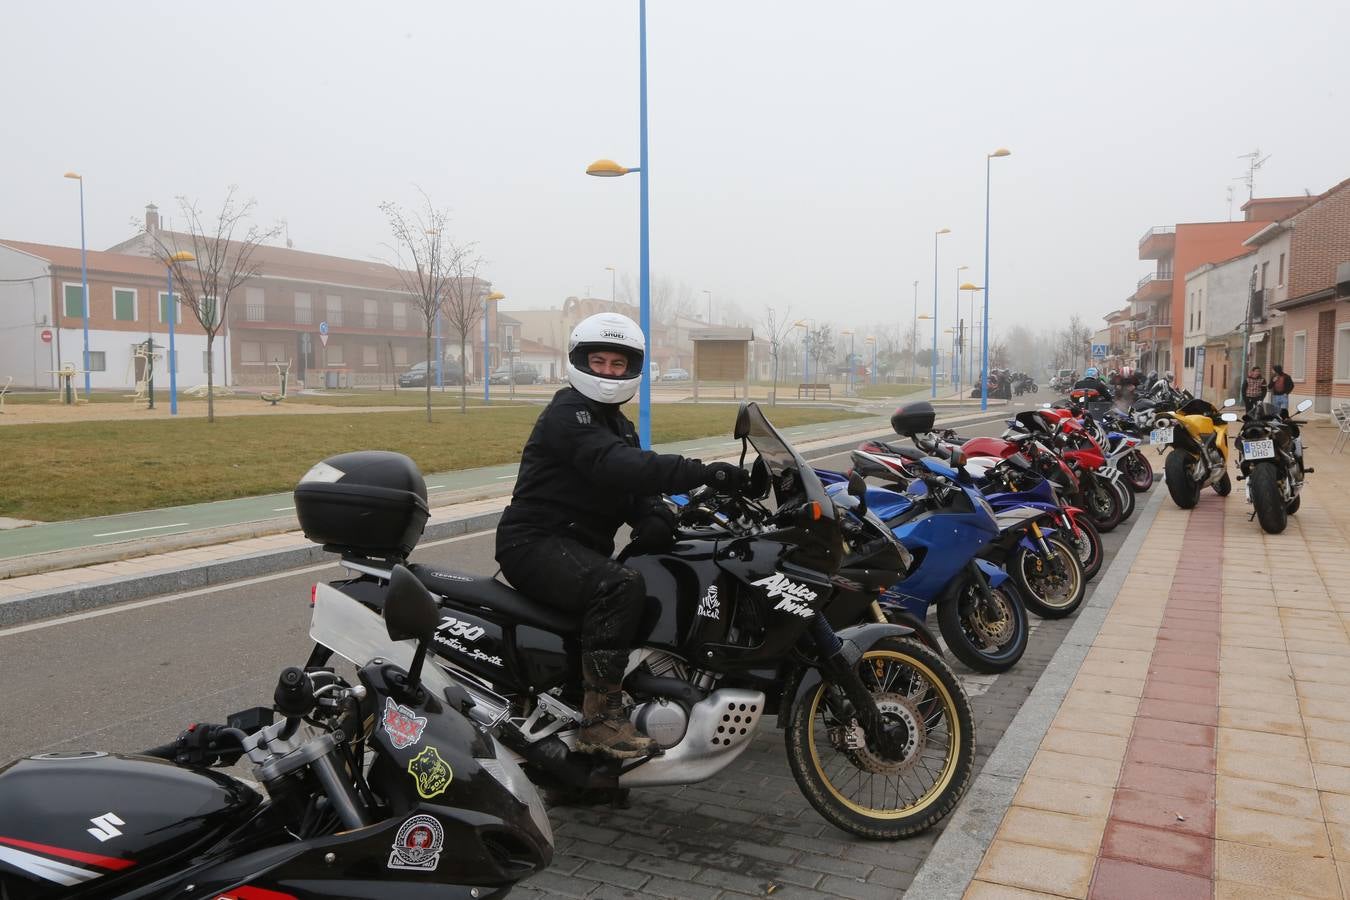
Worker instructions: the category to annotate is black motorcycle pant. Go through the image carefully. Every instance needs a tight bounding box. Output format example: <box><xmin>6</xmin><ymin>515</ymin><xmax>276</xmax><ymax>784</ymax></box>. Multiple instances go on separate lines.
<box><xmin>497</xmin><ymin>536</ymin><xmax>646</xmax><ymax>685</ymax></box>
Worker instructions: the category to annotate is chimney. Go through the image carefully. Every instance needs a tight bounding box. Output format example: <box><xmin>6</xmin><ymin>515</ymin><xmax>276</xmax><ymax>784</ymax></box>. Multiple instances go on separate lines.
<box><xmin>145</xmin><ymin>203</ymin><xmax>159</xmax><ymax>233</ymax></box>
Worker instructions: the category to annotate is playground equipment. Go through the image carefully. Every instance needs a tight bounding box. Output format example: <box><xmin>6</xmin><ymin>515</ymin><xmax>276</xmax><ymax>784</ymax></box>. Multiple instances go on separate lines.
<box><xmin>126</xmin><ymin>340</ymin><xmax>163</xmax><ymax>408</ymax></box>
<box><xmin>47</xmin><ymin>364</ymin><xmax>87</xmax><ymax>405</ymax></box>
<box><xmin>0</xmin><ymin>376</ymin><xmax>11</xmax><ymax>413</ymax></box>
<box><xmin>260</xmin><ymin>360</ymin><xmax>291</xmax><ymax>406</ymax></box>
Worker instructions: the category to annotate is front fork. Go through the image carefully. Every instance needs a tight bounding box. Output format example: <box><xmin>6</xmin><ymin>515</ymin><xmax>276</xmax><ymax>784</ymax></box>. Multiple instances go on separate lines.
<box><xmin>809</xmin><ymin>613</ymin><xmax>907</xmax><ymax>759</ymax></box>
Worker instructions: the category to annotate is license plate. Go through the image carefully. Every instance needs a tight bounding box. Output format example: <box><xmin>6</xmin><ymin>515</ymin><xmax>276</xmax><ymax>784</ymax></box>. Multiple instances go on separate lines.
<box><xmin>1150</xmin><ymin>427</ymin><xmax>1173</xmax><ymax>445</ymax></box>
<box><xmin>1243</xmin><ymin>439</ymin><xmax>1275</xmax><ymax>460</ymax></box>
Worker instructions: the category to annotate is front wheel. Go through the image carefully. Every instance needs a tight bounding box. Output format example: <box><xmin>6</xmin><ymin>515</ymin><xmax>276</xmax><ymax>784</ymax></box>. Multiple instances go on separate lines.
<box><xmin>785</xmin><ymin>637</ymin><xmax>975</xmax><ymax>840</ymax></box>
<box><xmin>1082</xmin><ymin>474</ymin><xmax>1124</xmax><ymax>533</ymax></box>
<box><xmin>1249</xmin><ymin>463</ymin><xmax>1287</xmax><ymax>534</ymax></box>
<box><xmin>1068</xmin><ymin>515</ymin><xmax>1103</xmax><ymax>580</ymax></box>
<box><xmin>1164</xmin><ymin>449</ymin><xmax>1201</xmax><ymax>509</ymax></box>
<box><xmin>1113</xmin><ymin>477</ymin><xmax>1136</xmax><ymax>521</ymax></box>
<box><xmin>1013</xmin><ymin>537</ymin><xmax>1086</xmax><ymax>619</ymax></box>
<box><xmin>1120</xmin><ymin>450</ymin><xmax>1154</xmax><ymax>492</ymax></box>
<box><xmin>936</xmin><ymin>573</ymin><xmax>1028</xmax><ymax>673</ymax></box>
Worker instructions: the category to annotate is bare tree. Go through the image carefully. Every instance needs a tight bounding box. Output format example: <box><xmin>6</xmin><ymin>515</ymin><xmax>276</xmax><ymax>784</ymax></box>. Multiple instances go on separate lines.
<box><xmin>441</xmin><ymin>248</ymin><xmax>487</xmax><ymax>414</ymax></box>
<box><xmin>990</xmin><ymin>339</ymin><xmax>1010</xmax><ymax>370</ymax></box>
<box><xmin>761</xmin><ymin>305</ymin><xmax>796</xmax><ymax>405</ymax></box>
<box><xmin>806</xmin><ymin>324</ymin><xmax>836</xmax><ymax>381</ymax></box>
<box><xmin>143</xmin><ymin>188</ymin><xmax>280</xmax><ymax>422</ymax></box>
<box><xmin>381</xmin><ymin>194</ymin><xmax>482</xmax><ymax>421</ymax></box>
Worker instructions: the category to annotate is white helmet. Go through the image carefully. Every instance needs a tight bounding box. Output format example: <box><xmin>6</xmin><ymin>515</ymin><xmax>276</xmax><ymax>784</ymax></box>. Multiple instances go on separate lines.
<box><xmin>567</xmin><ymin>313</ymin><xmax>645</xmax><ymax>404</ymax></box>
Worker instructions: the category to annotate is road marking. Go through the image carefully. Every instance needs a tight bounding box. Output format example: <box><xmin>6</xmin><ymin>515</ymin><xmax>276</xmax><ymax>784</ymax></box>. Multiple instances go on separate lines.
<box><xmin>495</xmin><ymin>475</ymin><xmax>515</xmax><ymax>480</ymax></box>
<box><xmin>272</xmin><ymin>506</ymin><xmax>295</xmax><ymax>512</ymax></box>
<box><xmin>0</xmin><ymin>529</ymin><xmax>489</xmax><ymax>638</ymax></box>
<box><xmin>92</xmin><ymin>523</ymin><xmax>190</xmax><ymax>538</ymax></box>
<box><xmin>426</xmin><ymin>484</ymin><xmax>444</xmax><ymax>489</ymax></box>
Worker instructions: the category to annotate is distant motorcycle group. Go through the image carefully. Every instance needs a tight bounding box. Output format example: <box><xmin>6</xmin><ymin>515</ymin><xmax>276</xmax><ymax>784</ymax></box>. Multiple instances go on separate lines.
<box><xmin>0</xmin><ymin>384</ymin><xmax>1317</xmax><ymax>896</ymax></box>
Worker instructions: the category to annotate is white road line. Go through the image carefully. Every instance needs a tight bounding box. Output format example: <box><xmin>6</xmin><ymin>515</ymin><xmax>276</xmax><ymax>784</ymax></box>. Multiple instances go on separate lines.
<box><xmin>272</xmin><ymin>506</ymin><xmax>295</xmax><ymax>512</ymax></box>
<box><xmin>494</xmin><ymin>475</ymin><xmax>516</xmax><ymax>480</ymax></box>
<box><xmin>0</xmin><ymin>530</ymin><xmax>489</xmax><ymax>638</ymax></box>
<box><xmin>92</xmin><ymin>523</ymin><xmax>190</xmax><ymax>538</ymax></box>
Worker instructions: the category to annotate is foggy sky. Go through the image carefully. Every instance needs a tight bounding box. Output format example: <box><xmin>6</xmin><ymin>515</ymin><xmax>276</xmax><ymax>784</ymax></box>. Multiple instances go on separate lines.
<box><xmin>4</xmin><ymin>1</ymin><xmax>1346</xmax><ymax>342</ymax></box>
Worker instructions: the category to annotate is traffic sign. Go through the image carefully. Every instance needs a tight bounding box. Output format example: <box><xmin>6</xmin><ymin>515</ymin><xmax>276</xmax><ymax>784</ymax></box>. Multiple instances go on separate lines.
<box><xmin>1091</xmin><ymin>343</ymin><xmax>1108</xmax><ymax>359</ymax></box>
<box><xmin>319</xmin><ymin>321</ymin><xmax>329</xmax><ymax>347</ymax></box>
<box><xmin>40</xmin><ymin>329</ymin><xmax>52</xmax><ymax>344</ymax></box>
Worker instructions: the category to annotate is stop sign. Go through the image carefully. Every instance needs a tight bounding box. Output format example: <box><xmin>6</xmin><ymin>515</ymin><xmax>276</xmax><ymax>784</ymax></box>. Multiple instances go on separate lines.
<box><xmin>40</xmin><ymin>329</ymin><xmax>52</xmax><ymax>343</ymax></box>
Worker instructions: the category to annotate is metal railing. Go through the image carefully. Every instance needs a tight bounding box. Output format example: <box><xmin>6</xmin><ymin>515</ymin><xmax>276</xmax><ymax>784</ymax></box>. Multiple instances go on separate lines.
<box><xmin>1138</xmin><ymin>225</ymin><xmax>1176</xmax><ymax>247</ymax></box>
<box><xmin>1136</xmin><ymin>270</ymin><xmax>1174</xmax><ymax>289</ymax></box>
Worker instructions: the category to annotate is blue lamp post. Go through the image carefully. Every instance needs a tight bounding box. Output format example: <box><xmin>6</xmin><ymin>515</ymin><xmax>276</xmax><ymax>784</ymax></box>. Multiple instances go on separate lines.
<box><xmin>910</xmin><ymin>280</ymin><xmax>919</xmax><ymax>383</ymax></box>
<box><xmin>866</xmin><ymin>335</ymin><xmax>877</xmax><ymax>386</ymax></box>
<box><xmin>484</xmin><ymin>290</ymin><xmax>504</xmax><ymax>403</ymax></box>
<box><xmin>840</xmin><ymin>330</ymin><xmax>854</xmax><ymax>395</ymax></box>
<box><xmin>981</xmin><ymin>148</ymin><xmax>1011</xmax><ymax>411</ymax></box>
<box><xmin>793</xmin><ymin>320</ymin><xmax>810</xmax><ymax>386</ymax></box>
<box><xmin>63</xmin><ymin>172</ymin><xmax>90</xmax><ymax>396</ymax></box>
<box><xmin>586</xmin><ymin>0</ymin><xmax>652</xmax><ymax>447</ymax></box>
<box><xmin>163</xmin><ymin>251</ymin><xmax>194</xmax><ymax>415</ymax></box>
<box><xmin>932</xmin><ymin>228</ymin><xmax>950</xmax><ymax>398</ymax></box>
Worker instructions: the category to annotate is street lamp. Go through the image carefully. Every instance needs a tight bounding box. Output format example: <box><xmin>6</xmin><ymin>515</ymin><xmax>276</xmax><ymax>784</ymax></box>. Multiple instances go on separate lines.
<box><xmin>864</xmin><ymin>335</ymin><xmax>877</xmax><ymax>387</ymax></box>
<box><xmin>954</xmin><ymin>265</ymin><xmax>968</xmax><ymax>398</ymax></box>
<box><xmin>961</xmin><ymin>282</ymin><xmax>984</xmax><ymax>392</ymax></box>
<box><xmin>932</xmin><ymin>228</ymin><xmax>951</xmax><ymax>398</ymax></box>
<box><xmin>605</xmin><ymin>266</ymin><xmax>617</xmax><ymax>310</ymax></box>
<box><xmin>63</xmin><ymin>172</ymin><xmax>91</xmax><ymax>396</ymax></box>
<box><xmin>584</xmin><ymin>0</ymin><xmax>651</xmax><ymax>445</ymax></box>
<box><xmin>703</xmin><ymin>290</ymin><xmax>713</xmax><ymax>327</ymax></box>
<box><xmin>981</xmin><ymin>148</ymin><xmax>1011</xmax><ymax>411</ymax></box>
<box><xmin>483</xmin><ymin>290</ymin><xmax>504</xmax><ymax>403</ymax></box>
<box><xmin>793</xmin><ymin>319</ymin><xmax>810</xmax><ymax>385</ymax></box>
<box><xmin>165</xmin><ymin>251</ymin><xmax>195</xmax><ymax>415</ymax></box>
<box><xmin>910</xmin><ymin>280</ymin><xmax>919</xmax><ymax>382</ymax></box>
<box><xmin>840</xmin><ymin>329</ymin><xmax>854</xmax><ymax>396</ymax></box>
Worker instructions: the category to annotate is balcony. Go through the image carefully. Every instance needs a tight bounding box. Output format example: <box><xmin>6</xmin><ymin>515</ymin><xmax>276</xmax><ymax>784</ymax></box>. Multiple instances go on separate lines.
<box><xmin>1134</xmin><ymin>271</ymin><xmax>1173</xmax><ymax>304</ymax></box>
<box><xmin>230</xmin><ymin>304</ymin><xmax>417</xmax><ymax>333</ymax></box>
<box><xmin>1129</xmin><ymin>313</ymin><xmax>1171</xmax><ymax>345</ymax></box>
<box><xmin>1139</xmin><ymin>225</ymin><xmax>1176</xmax><ymax>260</ymax></box>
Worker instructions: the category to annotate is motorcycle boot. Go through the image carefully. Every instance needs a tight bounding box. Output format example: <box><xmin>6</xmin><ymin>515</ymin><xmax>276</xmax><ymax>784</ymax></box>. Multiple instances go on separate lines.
<box><xmin>576</xmin><ymin>651</ymin><xmax>658</xmax><ymax>760</ymax></box>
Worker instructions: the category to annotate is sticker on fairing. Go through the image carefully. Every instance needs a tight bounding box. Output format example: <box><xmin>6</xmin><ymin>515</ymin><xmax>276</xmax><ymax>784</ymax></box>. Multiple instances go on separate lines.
<box><xmin>382</xmin><ymin>696</ymin><xmax>428</xmax><ymax>750</ymax></box>
<box><xmin>752</xmin><ymin>573</ymin><xmax>818</xmax><ymax>618</ymax></box>
<box><xmin>388</xmin><ymin>814</ymin><xmax>444</xmax><ymax>871</ymax></box>
<box><xmin>298</xmin><ymin>461</ymin><xmax>344</xmax><ymax>484</ymax></box>
<box><xmin>407</xmin><ymin>746</ymin><xmax>454</xmax><ymax>799</ymax></box>
<box><xmin>696</xmin><ymin>585</ymin><xmax>721</xmax><ymax>620</ymax></box>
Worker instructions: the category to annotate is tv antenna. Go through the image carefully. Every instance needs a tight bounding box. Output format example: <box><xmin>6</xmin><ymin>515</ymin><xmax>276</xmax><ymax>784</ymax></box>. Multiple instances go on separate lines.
<box><xmin>1236</xmin><ymin>149</ymin><xmax>1271</xmax><ymax>202</ymax></box>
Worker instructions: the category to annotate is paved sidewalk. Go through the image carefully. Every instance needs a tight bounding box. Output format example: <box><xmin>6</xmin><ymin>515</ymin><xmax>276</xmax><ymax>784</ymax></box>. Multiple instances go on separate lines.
<box><xmin>913</xmin><ymin>421</ymin><xmax>1350</xmax><ymax>898</ymax></box>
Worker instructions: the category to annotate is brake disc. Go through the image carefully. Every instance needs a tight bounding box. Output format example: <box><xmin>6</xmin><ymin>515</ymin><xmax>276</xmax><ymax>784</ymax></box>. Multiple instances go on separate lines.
<box><xmin>836</xmin><ymin>693</ymin><xmax>924</xmax><ymax>776</ymax></box>
<box><xmin>970</xmin><ymin>591</ymin><xmax>1015</xmax><ymax>645</ymax></box>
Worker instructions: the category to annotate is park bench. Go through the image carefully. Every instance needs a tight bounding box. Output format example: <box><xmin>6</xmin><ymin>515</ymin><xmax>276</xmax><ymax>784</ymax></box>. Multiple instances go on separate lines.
<box><xmin>797</xmin><ymin>383</ymin><xmax>832</xmax><ymax>400</ymax></box>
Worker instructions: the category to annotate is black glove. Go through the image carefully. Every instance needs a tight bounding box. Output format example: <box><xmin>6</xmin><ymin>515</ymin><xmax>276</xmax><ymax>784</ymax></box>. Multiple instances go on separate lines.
<box><xmin>703</xmin><ymin>462</ymin><xmax>746</xmax><ymax>493</ymax></box>
<box><xmin>631</xmin><ymin>506</ymin><xmax>677</xmax><ymax>552</ymax></box>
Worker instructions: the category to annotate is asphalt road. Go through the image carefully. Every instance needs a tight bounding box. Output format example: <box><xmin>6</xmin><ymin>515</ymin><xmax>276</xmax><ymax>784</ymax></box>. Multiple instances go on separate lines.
<box><xmin>0</xmin><ymin>416</ymin><xmax>1143</xmax><ymax>898</ymax></box>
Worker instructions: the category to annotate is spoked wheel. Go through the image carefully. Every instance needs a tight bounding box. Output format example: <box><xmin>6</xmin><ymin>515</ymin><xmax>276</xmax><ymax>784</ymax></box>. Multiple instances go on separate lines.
<box><xmin>937</xmin><ymin>576</ymin><xmax>1028</xmax><ymax>673</ymax></box>
<box><xmin>1013</xmin><ymin>537</ymin><xmax>1086</xmax><ymax>619</ymax></box>
<box><xmin>785</xmin><ymin>637</ymin><xmax>975</xmax><ymax>840</ymax></box>
<box><xmin>1068</xmin><ymin>515</ymin><xmax>1103</xmax><ymax>580</ymax></box>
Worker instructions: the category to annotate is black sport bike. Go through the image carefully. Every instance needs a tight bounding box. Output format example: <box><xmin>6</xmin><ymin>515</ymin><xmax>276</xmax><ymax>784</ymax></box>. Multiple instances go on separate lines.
<box><xmin>297</xmin><ymin>403</ymin><xmax>976</xmax><ymax>840</ymax></box>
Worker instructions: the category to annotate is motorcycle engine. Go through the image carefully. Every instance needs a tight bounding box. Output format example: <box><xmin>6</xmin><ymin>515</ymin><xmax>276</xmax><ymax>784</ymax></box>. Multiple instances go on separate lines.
<box><xmin>632</xmin><ymin>699</ymin><xmax>689</xmax><ymax>748</ymax></box>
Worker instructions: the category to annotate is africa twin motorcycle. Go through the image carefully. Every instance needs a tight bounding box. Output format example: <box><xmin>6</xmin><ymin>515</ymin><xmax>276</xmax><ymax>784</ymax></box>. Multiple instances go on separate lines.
<box><xmin>297</xmin><ymin>404</ymin><xmax>975</xmax><ymax>840</ymax></box>
<box><xmin>1150</xmin><ymin>397</ymin><xmax>1237</xmax><ymax>509</ymax></box>
<box><xmin>1235</xmin><ymin>399</ymin><xmax>1315</xmax><ymax>534</ymax></box>
<box><xmin>0</xmin><ymin>568</ymin><xmax>552</xmax><ymax>899</ymax></box>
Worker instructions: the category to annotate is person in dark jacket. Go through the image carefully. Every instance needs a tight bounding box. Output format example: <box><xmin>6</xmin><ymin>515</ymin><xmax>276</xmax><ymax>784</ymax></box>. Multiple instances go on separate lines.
<box><xmin>495</xmin><ymin>312</ymin><xmax>741</xmax><ymax>759</ymax></box>
<box><xmin>1269</xmin><ymin>364</ymin><xmax>1293</xmax><ymax>416</ymax></box>
<box><xmin>1071</xmin><ymin>366</ymin><xmax>1113</xmax><ymax>402</ymax></box>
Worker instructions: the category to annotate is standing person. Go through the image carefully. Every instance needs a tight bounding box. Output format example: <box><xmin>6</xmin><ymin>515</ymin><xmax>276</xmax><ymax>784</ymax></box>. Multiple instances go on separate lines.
<box><xmin>494</xmin><ymin>312</ymin><xmax>744</xmax><ymax>760</ymax></box>
<box><xmin>1269</xmin><ymin>364</ymin><xmax>1293</xmax><ymax>416</ymax></box>
<box><xmin>1243</xmin><ymin>365</ymin><xmax>1267</xmax><ymax>415</ymax></box>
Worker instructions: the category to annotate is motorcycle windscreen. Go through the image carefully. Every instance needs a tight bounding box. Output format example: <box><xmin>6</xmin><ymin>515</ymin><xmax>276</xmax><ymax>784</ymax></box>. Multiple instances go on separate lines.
<box><xmin>311</xmin><ymin>584</ymin><xmax>462</xmax><ymax>699</ymax></box>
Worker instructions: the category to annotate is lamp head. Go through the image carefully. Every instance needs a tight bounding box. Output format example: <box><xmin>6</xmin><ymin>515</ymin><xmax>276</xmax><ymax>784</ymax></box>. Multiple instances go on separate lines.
<box><xmin>487</xmin><ymin>291</ymin><xmax>505</xmax><ymax>301</ymax></box>
<box><xmin>586</xmin><ymin>159</ymin><xmax>630</xmax><ymax>177</ymax></box>
<box><xmin>960</xmin><ymin>282</ymin><xmax>984</xmax><ymax>291</ymax></box>
<box><xmin>989</xmin><ymin>148</ymin><xmax>1012</xmax><ymax>158</ymax></box>
<box><xmin>936</xmin><ymin>227</ymin><xmax>951</xmax><ymax>236</ymax></box>
<box><xmin>169</xmin><ymin>251</ymin><xmax>195</xmax><ymax>263</ymax></box>
<box><xmin>63</xmin><ymin>172</ymin><xmax>81</xmax><ymax>180</ymax></box>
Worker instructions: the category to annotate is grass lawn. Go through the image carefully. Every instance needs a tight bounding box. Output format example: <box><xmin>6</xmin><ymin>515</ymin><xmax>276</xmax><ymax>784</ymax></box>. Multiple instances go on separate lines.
<box><xmin>285</xmin><ymin>390</ymin><xmax>533</xmax><ymax>408</ymax></box>
<box><xmin>2</xmin><ymin>403</ymin><xmax>863</xmax><ymax>521</ymax></box>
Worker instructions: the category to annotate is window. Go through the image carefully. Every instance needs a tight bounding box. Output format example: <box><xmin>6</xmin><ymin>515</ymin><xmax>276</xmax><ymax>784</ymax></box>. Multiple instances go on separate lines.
<box><xmin>241</xmin><ymin>341</ymin><xmax>262</xmax><ymax>364</ymax></box>
<box><xmin>1293</xmin><ymin>331</ymin><xmax>1307</xmax><ymax>380</ymax></box>
<box><xmin>363</xmin><ymin>344</ymin><xmax>378</xmax><ymax>366</ymax></box>
<box><xmin>393</xmin><ymin>346</ymin><xmax>409</xmax><ymax>367</ymax></box>
<box><xmin>63</xmin><ymin>283</ymin><xmax>85</xmax><ymax>318</ymax></box>
<box><xmin>1261</xmin><ymin>261</ymin><xmax>1269</xmax><ymax>290</ymax></box>
<box><xmin>1336</xmin><ymin>324</ymin><xmax>1350</xmax><ymax>381</ymax></box>
<box><xmin>113</xmin><ymin>288</ymin><xmax>136</xmax><ymax>321</ymax></box>
<box><xmin>326</xmin><ymin>295</ymin><xmax>343</xmax><ymax>326</ymax></box>
<box><xmin>87</xmin><ymin>350</ymin><xmax>106</xmax><ymax>371</ymax></box>
<box><xmin>264</xmin><ymin>342</ymin><xmax>287</xmax><ymax>363</ymax></box>
<box><xmin>1278</xmin><ymin>253</ymin><xmax>1286</xmax><ymax>287</ymax></box>
<box><xmin>326</xmin><ymin>345</ymin><xmax>344</xmax><ymax>365</ymax></box>
<box><xmin>157</xmin><ymin>291</ymin><xmax>182</xmax><ymax>324</ymax></box>
<box><xmin>294</xmin><ymin>292</ymin><xmax>312</xmax><ymax>324</ymax></box>
<box><xmin>1197</xmin><ymin>306</ymin><xmax>1201</xmax><ymax>331</ymax></box>
<box><xmin>392</xmin><ymin>301</ymin><xmax>407</xmax><ymax>330</ymax></box>
<box><xmin>363</xmin><ymin>298</ymin><xmax>378</xmax><ymax>328</ymax></box>
<box><xmin>245</xmin><ymin>287</ymin><xmax>265</xmax><ymax>322</ymax></box>
<box><xmin>202</xmin><ymin>350</ymin><xmax>220</xmax><ymax>375</ymax></box>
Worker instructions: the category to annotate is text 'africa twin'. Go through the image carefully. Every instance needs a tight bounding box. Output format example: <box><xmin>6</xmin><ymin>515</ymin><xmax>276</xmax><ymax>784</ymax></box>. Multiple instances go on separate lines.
<box><xmin>297</xmin><ymin>403</ymin><xmax>975</xmax><ymax>840</ymax></box>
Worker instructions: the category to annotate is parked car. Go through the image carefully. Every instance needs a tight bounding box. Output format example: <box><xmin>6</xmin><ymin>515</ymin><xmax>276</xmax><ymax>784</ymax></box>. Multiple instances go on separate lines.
<box><xmin>661</xmin><ymin>368</ymin><xmax>691</xmax><ymax>382</ymax></box>
<box><xmin>490</xmin><ymin>364</ymin><xmax>539</xmax><ymax>385</ymax></box>
<box><xmin>399</xmin><ymin>360</ymin><xmax>464</xmax><ymax>387</ymax></box>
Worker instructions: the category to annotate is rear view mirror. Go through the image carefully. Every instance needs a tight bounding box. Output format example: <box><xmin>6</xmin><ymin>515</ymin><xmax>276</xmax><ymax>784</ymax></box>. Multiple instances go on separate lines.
<box><xmin>1222</xmin><ymin>398</ymin><xmax>1236</xmax><ymax>408</ymax></box>
<box><xmin>846</xmin><ymin>470</ymin><xmax>869</xmax><ymax>517</ymax></box>
<box><xmin>748</xmin><ymin>455</ymin><xmax>770</xmax><ymax>499</ymax></box>
<box><xmin>1221</xmin><ymin>412</ymin><xmax>1238</xmax><ymax>423</ymax></box>
<box><xmin>733</xmin><ymin>403</ymin><xmax>751</xmax><ymax>440</ymax></box>
<box><xmin>1297</xmin><ymin>399</ymin><xmax>1314</xmax><ymax>413</ymax></box>
<box><xmin>385</xmin><ymin>565</ymin><xmax>441</xmax><ymax>696</ymax></box>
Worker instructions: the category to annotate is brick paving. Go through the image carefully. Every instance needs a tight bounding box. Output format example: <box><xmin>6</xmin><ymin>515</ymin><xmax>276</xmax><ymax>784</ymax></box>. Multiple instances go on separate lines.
<box><xmin>967</xmin><ymin>421</ymin><xmax>1350</xmax><ymax>898</ymax></box>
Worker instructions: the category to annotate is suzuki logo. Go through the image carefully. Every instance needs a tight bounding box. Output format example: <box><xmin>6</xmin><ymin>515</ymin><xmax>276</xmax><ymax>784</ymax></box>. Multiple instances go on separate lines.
<box><xmin>87</xmin><ymin>812</ymin><xmax>125</xmax><ymax>842</ymax></box>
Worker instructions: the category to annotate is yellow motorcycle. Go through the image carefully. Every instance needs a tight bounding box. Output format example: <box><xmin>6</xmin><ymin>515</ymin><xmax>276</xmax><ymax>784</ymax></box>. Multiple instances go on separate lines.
<box><xmin>1148</xmin><ymin>396</ymin><xmax>1237</xmax><ymax>509</ymax></box>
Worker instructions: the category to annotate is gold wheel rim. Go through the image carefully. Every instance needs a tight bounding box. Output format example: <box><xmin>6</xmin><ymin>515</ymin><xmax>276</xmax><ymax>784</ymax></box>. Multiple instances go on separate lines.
<box><xmin>805</xmin><ymin>649</ymin><xmax>961</xmax><ymax>819</ymax></box>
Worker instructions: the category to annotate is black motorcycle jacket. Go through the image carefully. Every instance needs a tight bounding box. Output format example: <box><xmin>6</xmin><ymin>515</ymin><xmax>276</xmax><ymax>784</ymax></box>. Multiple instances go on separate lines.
<box><xmin>496</xmin><ymin>387</ymin><xmax>709</xmax><ymax>556</ymax></box>
<box><xmin>1071</xmin><ymin>377</ymin><xmax>1113</xmax><ymax>401</ymax></box>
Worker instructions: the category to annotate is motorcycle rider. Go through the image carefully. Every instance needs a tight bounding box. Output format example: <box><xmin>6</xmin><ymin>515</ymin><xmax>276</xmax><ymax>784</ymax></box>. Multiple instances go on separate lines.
<box><xmin>495</xmin><ymin>313</ymin><xmax>743</xmax><ymax>760</ymax></box>
<box><xmin>1072</xmin><ymin>366</ymin><xmax>1113</xmax><ymax>402</ymax></box>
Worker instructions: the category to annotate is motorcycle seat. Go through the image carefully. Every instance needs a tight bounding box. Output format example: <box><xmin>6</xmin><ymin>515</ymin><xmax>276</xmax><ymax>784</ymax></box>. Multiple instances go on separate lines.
<box><xmin>408</xmin><ymin>563</ymin><xmax>580</xmax><ymax>634</ymax></box>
